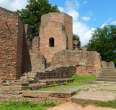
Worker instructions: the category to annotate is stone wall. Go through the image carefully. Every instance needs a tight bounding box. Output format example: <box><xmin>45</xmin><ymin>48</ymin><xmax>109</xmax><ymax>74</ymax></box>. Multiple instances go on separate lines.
<box><xmin>30</xmin><ymin>37</ymin><xmax>46</xmax><ymax>73</ymax></box>
<box><xmin>39</xmin><ymin>12</ymin><xmax>73</xmax><ymax>62</ymax></box>
<box><xmin>0</xmin><ymin>7</ymin><xmax>29</xmax><ymax>80</ymax></box>
<box><xmin>35</xmin><ymin>65</ymin><xmax>76</xmax><ymax>81</ymax></box>
<box><xmin>21</xmin><ymin>34</ymin><xmax>32</xmax><ymax>74</ymax></box>
<box><xmin>51</xmin><ymin>49</ymin><xmax>102</xmax><ymax>75</ymax></box>
<box><xmin>102</xmin><ymin>61</ymin><xmax>115</xmax><ymax>69</ymax></box>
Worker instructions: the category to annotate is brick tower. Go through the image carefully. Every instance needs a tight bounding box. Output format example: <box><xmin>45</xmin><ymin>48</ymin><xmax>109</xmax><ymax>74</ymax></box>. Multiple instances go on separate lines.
<box><xmin>39</xmin><ymin>12</ymin><xmax>73</xmax><ymax>62</ymax></box>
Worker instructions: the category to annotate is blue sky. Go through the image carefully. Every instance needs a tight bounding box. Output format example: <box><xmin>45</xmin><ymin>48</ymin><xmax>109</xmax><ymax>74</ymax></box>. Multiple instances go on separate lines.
<box><xmin>50</xmin><ymin>0</ymin><xmax>116</xmax><ymax>27</ymax></box>
<box><xmin>0</xmin><ymin>0</ymin><xmax>116</xmax><ymax>46</ymax></box>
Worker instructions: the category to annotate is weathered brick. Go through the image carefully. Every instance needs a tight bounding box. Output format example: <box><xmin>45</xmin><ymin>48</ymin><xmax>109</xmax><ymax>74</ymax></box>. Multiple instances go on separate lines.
<box><xmin>39</xmin><ymin>13</ymin><xmax>73</xmax><ymax>62</ymax></box>
<box><xmin>51</xmin><ymin>49</ymin><xmax>102</xmax><ymax>75</ymax></box>
<box><xmin>0</xmin><ymin>7</ymin><xmax>31</xmax><ymax>80</ymax></box>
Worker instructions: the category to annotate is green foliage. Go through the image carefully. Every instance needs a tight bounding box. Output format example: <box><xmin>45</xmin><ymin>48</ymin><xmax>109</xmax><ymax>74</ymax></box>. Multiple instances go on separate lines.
<box><xmin>73</xmin><ymin>34</ymin><xmax>81</xmax><ymax>48</ymax></box>
<box><xmin>18</xmin><ymin>0</ymin><xmax>59</xmax><ymax>41</ymax></box>
<box><xmin>96</xmin><ymin>100</ymin><xmax>116</xmax><ymax>108</ymax></box>
<box><xmin>41</xmin><ymin>99</ymin><xmax>57</xmax><ymax>107</ymax></box>
<box><xmin>0</xmin><ymin>100</ymin><xmax>57</xmax><ymax>110</ymax></box>
<box><xmin>71</xmin><ymin>74</ymin><xmax>96</xmax><ymax>82</ymax></box>
<box><xmin>87</xmin><ymin>25</ymin><xmax>116</xmax><ymax>66</ymax></box>
<box><xmin>73</xmin><ymin>34</ymin><xmax>80</xmax><ymax>41</ymax></box>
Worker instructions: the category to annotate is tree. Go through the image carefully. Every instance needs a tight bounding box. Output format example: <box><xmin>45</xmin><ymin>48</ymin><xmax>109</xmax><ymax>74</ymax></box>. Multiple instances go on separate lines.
<box><xmin>73</xmin><ymin>34</ymin><xmax>81</xmax><ymax>48</ymax></box>
<box><xmin>18</xmin><ymin>0</ymin><xmax>59</xmax><ymax>42</ymax></box>
<box><xmin>87</xmin><ymin>25</ymin><xmax>116</xmax><ymax>66</ymax></box>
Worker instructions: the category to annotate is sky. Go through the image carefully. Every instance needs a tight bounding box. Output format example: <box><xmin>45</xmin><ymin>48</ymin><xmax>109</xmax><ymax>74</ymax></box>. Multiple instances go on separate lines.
<box><xmin>0</xmin><ymin>0</ymin><xmax>116</xmax><ymax>46</ymax></box>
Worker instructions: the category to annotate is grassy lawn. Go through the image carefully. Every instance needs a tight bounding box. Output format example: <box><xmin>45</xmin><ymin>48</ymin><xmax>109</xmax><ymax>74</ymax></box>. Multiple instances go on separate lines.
<box><xmin>96</xmin><ymin>100</ymin><xmax>116</xmax><ymax>108</ymax></box>
<box><xmin>0</xmin><ymin>100</ymin><xmax>57</xmax><ymax>110</ymax></box>
<box><xmin>38</xmin><ymin>74</ymin><xmax>96</xmax><ymax>92</ymax></box>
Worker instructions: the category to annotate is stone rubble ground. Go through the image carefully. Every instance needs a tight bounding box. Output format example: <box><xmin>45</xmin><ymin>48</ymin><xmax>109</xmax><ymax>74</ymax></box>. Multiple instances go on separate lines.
<box><xmin>48</xmin><ymin>102</ymin><xmax>116</xmax><ymax>110</ymax></box>
<box><xmin>48</xmin><ymin>81</ymin><xmax>116</xmax><ymax>110</ymax></box>
<box><xmin>72</xmin><ymin>81</ymin><xmax>116</xmax><ymax>102</ymax></box>
<box><xmin>0</xmin><ymin>81</ymin><xmax>116</xmax><ymax>109</ymax></box>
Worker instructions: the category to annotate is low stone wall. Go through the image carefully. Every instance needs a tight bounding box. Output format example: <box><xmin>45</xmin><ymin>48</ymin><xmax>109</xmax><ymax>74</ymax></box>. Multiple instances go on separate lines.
<box><xmin>51</xmin><ymin>49</ymin><xmax>102</xmax><ymax>75</ymax></box>
<box><xmin>35</xmin><ymin>65</ymin><xmax>76</xmax><ymax>80</ymax></box>
<box><xmin>102</xmin><ymin>61</ymin><xmax>115</xmax><ymax>69</ymax></box>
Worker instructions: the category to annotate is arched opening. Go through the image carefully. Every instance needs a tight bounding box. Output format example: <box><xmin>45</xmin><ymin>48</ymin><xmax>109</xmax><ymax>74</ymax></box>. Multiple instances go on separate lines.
<box><xmin>49</xmin><ymin>37</ymin><xmax>54</xmax><ymax>47</ymax></box>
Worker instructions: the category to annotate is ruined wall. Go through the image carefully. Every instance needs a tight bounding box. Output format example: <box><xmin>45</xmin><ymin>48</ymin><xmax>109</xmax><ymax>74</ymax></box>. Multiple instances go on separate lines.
<box><xmin>21</xmin><ymin>34</ymin><xmax>32</xmax><ymax>74</ymax></box>
<box><xmin>30</xmin><ymin>37</ymin><xmax>46</xmax><ymax>73</ymax></box>
<box><xmin>0</xmin><ymin>7</ymin><xmax>24</xmax><ymax>80</ymax></box>
<box><xmin>39</xmin><ymin>13</ymin><xmax>73</xmax><ymax>62</ymax></box>
<box><xmin>51</xmin><ymin>49</ymin><xmax>102</xmax><ymax>75</ymax></box>
<box><xmin>35</xmin><ymin>65</ymin><xmax>76</xmax><ymax>81</ymax></box>
<box><xmin>102</xmin><ymin>61</ymin><xmax>115</xmax><ymax>69</ymax></box>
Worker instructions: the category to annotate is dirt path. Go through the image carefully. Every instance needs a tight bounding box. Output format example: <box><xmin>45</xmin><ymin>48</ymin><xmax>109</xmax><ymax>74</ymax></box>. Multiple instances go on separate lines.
<box><xmin>48</xmin><ymin>102</ymin><xmax>115</xmax><ymax>110</ymax></box>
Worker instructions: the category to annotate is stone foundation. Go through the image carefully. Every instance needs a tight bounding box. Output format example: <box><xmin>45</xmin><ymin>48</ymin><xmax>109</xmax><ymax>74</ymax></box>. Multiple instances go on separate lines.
<box><xmin>35</xmin><ymin>65</ymin><xmax>76</xmax><ymax>81</ymax></box>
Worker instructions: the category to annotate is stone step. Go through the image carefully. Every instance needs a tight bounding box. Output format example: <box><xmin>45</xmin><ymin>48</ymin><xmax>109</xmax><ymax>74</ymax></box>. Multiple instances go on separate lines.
<box><xmin>98</xmin><ymin>74</ymin><xmax>116</xmax><ymax>78</ymax></box>
<box><xmin>101</xmin><ymin>72</ymin><xmax>116</xmax><ymax>74</ymax></box>
<box><xmin>28</xmin><ymin>83</ymin><xmax>46</xmax><ymax>90</ymax></box>
<box><xmin>101</xmin><ymin>70</ymin><xmax>116</xmax><ymax>72</ymax></box>
<box><xmin>97</xmin><ymin>68</ymin><xmax>116</xmax><ymax>82</ymax></box>
<box><xmin>39</xmin><ymin>78</ymin><xmax>73</xmax><ymax>85</ymax></box>
<box><xmin>99</xmin><ymin>73</ymin><xmax>116</xmax><ymax>76</ymax></box>
<box><xmin>97</xmin><ymin>78</ymin><xmax>116</xmax><ymax>82</ymax></box>
<box><xmin>22</xmin><ymin>89</ymin><xmax>78</xmax><ymax>99</ymax></box>
<box><xmin>99</xmin><ymin>74</ymin><xmax>116</xmax><ymax>77</ymax></box>
<box><xmin>102</xmin><ymin>70</ymin><xmax>116</xmax><ymax>73</ymax></box>
<box><xmin>97</xmin><ymin>77</ymin><xmax>116</xmax><ymax>79</ymax></box>
<box><xmin>102</xmin><ymin>68</ymin><xmax>116</xmax><ymax>69</ymax></box>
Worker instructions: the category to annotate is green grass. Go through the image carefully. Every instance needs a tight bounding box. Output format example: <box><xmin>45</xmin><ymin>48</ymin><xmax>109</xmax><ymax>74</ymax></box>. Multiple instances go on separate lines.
<box><xmin>96</xmin><ymin>100</ymin><xmax>116</xmax><ymax>108</ymax></box>
<box><xmin>0</xmin><ymin>100</ymin><xmax>57</xmax><ymax>110</ymax></box>
<box><xmin>38</xmin><ymin>74</ymin><xmax>96</xmax><ymax>92</ymax></box>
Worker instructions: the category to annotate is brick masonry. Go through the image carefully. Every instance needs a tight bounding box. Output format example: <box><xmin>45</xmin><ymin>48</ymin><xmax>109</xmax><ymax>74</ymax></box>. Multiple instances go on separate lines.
<box><xmin>0</xmin><ymin>7</ymin><xmax>31</xmax><ymax>80</ymax></box>
<box><xmin>35</xmin><ymin>65</ymin><xmax>76</xmax><ymax>80</ymax></box>
<box><xmin>0</xmin><ymin>9</ymin><xmax>103</xmax><ymax>81</ymax></box>
<box><xmin>39</xmin><ymin>13</ymin><xmax>73</xmax><ymax>62</ymax></box>
<box><xmin>51</xmin><ymin>49</ymin><xmax>102</xmax><ymax>75</ymax></box>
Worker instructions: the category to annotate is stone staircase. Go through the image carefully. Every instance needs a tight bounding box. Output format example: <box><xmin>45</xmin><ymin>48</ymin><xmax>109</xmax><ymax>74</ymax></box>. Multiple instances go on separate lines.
<box><xmin>19</xmin><ymin>72</ymin><xmax>46</xmax><ymax>90</ymax></box>
<box><xmin>97</xmin><ymin>68</ymin><xmax>116</xmax><ymax>81</ymax></box>
<box><xmin>19</xmin><ymin>65</ymin><xmax>75</xmax><ymax>90</ymax></box>
<box><xmin>35</xmin><ymin>65</ymin><xmax>75</xmax><ymax>85</ymax></box>
<box><xmin>0</xmin><ymin>65</ymin><xmax>75</xmax><ymax>93</ymax></box>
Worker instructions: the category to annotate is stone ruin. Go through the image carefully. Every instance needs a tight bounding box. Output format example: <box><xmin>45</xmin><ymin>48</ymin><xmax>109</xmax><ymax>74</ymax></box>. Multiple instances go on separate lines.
<box><xmin>51</xmin><ymin>49</ymin><xmax>102</xmax><ymax>75</ymax></box>
<box><xmin>0</xmin><ymin>7</ymin><xmax>116</xmax><ymax>101</ymax></box>
<box><xmin>0</xmin><ymin>7</ymin><xmax>115</xmax><ymax>84</ymax></box>
<box><xmin>0</xmin><ymin>7</ymin><xmax>31</xmax><ymax>80</ymax></box>
<box><xmin>39</xmin><ymin>13</ymin><xmax>73</xmax><ymax>62</ymax></box>
<box><xmin>102</xmin><ymin>61</ymin><xmax>115</xmax><ymax>69</ymax></box>
<box><xmin>35</xmin><ymin>65</ymin><xmax>76</xmax><ymax>85</ymax></box>
<box><xmin>97</xmin><ymin>61</ymin><xmax>116</xmax><ymax>81</ymax></box>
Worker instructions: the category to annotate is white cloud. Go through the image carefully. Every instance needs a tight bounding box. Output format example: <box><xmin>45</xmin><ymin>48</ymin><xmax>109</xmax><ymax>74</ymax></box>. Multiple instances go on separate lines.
<box><xmin>65</xmin><ymin>0</ymin><xmax>79</xmax><ymax>10</ymax></box>
<box><xmin>101</xmin><ymin>18</ymin><xmax>116</xmax><ymax>28</ymax></box>
<box><xmin>111</xmin><ymin>20</ymin><xmax>116</xmax><ymax>25</ymax></box>
<box><xmin>101</xmin><ymin>18</ymin><xmax>113</xmax><ymax>28</ymax></box>
<box><xmin>67</xmin><ymin>9</ymin><xmax>80</xmax><ymax>21</ymax></box>
<box><xmin>60</xmin><ymin>0</ymin><xmax>94</xmax><ymax>46</ymax></box>
<box><xmin>82</xmin><ymin>16</ymin><xmax>91</xmax><ymax>22</ymax></box>
<box><xmin>0</xmin><ymin>0</ymin><xmax>4</xmax><ymax>3</ymax></box>
<box><xmin>0</xmin><ymin>0</ymin><xmax>27</xmax><ymax>11</ymax></box>
<box><xmin>0</xmin><ymin>0</ymin><xmax>95</xmax><ymax>46</ymax></box>
<box><xmin>58</xmin><ymin>7</ymin><xmax>64</xmax><ymax>12</ymax></box>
